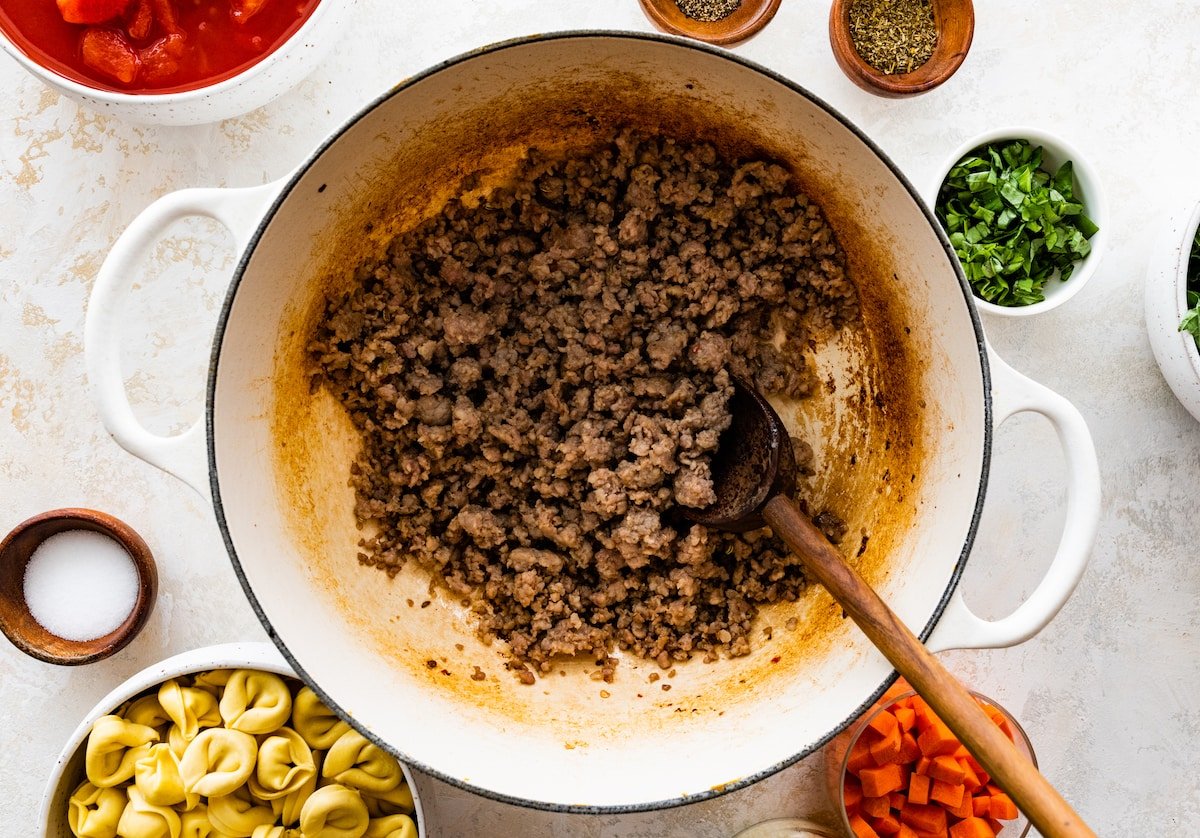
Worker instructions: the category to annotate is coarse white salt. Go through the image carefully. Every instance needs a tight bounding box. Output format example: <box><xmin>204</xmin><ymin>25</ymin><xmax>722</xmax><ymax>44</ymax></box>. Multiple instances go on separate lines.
<box><xmin>22</xmin><ymin>530</ymin><xmax>139</xmax><ymax>642</ymax></box>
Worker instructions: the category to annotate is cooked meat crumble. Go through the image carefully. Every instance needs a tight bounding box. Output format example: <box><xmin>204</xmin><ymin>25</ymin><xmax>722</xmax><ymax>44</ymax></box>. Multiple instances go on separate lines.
<box><xmin>310</xmin><ymin>129</ymin><xmax>858</xmax><ymax>679</ymax></box>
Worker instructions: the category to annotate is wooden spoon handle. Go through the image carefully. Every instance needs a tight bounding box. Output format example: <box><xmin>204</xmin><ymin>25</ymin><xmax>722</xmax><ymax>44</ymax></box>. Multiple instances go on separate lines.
<box><xmin>762</xmin><ymin>495</ymin><xmax>1095</xmax><ymax>838</ymax></box>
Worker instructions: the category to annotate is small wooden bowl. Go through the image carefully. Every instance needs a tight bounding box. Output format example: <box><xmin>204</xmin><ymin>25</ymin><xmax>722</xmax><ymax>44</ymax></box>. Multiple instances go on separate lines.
<box><xmin>0</xmin><ymin>508</ymin><xmax>157</xmax><ymax>665</ymax></box>
<box><xmin>640</xmin><ymin>0</ymin><xmax>782</xmax><ymax>46</ymax></box>
<box><xmin>828</xmin><ymin>0</ymin><xmax>975</xmax><ymax>97</ymax></box>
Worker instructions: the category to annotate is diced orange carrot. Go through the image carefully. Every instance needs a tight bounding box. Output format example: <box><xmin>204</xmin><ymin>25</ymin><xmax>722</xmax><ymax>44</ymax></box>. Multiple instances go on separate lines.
<box><xmin>952</xmin><ymin>745</ymin><xmax>970</xmax><ymax>760</ymax></box>
<box><xmin>980</xmin><ymin>706</ymin><xmax>1014</xmax><ymax>740</ymax></box>
<box><xmin>989</xmin><ymin>793</ymin><xmax>1018</xmax><ymax>820</ymax></box>
<box><xmin>960</xmin><ymin>761</ymin><xmax>981</xmax><ymax>791</ymax></box>
<box><xmin>849</xmin><ymin>735</ymin><xmax>878</xmax><ymax>775</ymax></box>
<box><xmin>918</xmin><ymin>718</ymin><xmax>960</xmax><ymax>758</ymax></box>
<box><xmin>873</xmin><ymin>814</ymin><xmax>902</xmax><ymax>835</ymax></box>
<box><xmin>945</xmin><ymin>791</ymin><xmax>975</xmax><ymax>820</ymax></box>
<box><xmin>870</xmin><ymin>709</ymin><xmax>900</xmax><ymax>739</ymax></box>
<box><xmin>971</xmin><ymin>795</ymin><xmax>991</xmax><ymax>817</ymax></box>
<box><xmin>894</xmin><ymin>706</ymin><xmax>917</xmax><ymax>731</ymax></box>
<box><xmin>861</xmin><ymin>763</ymin><xmax>906</xmax><ymax>798</ymax></box>
<box><xmin>929</xmin><ymin>780</ymin><xmax>964</xmax><ymax>809</ymax></box>
<box><xmin>897</xmin><ymin>732</ymin><xmax>922</xmax><ymax>764</ymax></box>
<box><xmin>911</xmin><ymin>696</ymin><xmax>937</xmax><ymax>729</ymax></box>
<box><xmin>985</xmin><ymin>818</ymin><xmax>1004</xmax><ymax>834</ymax></box>
<box><xmin>890</xmin><ymin>792</ymin><xmax>907</xmax><ymax>811</ymax></box>
<box><xmin>928</xmin><ymin>756</ymin><xmax>967</xmax><ymax>785</ymax></box>
<box><xmin>908</xmin><ymin>773</ymin><xmax>931</xmax><ymax>805</ymax></box>
<box><xmin>871</xmin><ymin>725</ymin><xmax>903</xmax><ymax>765</ymax></box>
<box><xmin>900</xmin><ymin>803</ymin><xmax>947</xmax><ymax>834</ymax></box>
<box><xmin>863</xmin><ymin>795</ymin><xmax>892</xmax><ymax>818</ymax></box>
<box><xmin>948</xmin><ymin>818</ymin><xmax>995</xmax><ymax>838</ymax></box>
<box><xmin>915</xmin><ymin>757</ymin><xmax>932</xmax><ymax>776</ymax></box>
<box><xmin>897</xmin><ymin>825</ymin><xmax>918</xmax><ymax>838</ymax></box>
<box><xmin>882</xmin><ymin>679</ymin><xmax>912</xmax><ymax>705</ymax></box>
<box><xmin>849</xmin><ymin>813</ymin><xmax>882</xmax><ymax>838</ymax></box>
<box><xmin>844</xmin><ymin>776</ymin><xmax>864</xmax><ymax>811</ymax></box>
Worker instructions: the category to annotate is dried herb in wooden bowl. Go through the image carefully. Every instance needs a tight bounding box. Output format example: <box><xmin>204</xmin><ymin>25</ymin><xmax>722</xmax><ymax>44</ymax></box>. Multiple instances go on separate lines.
<box><xmin>848</xmin><ymin>0</ymin><xmax>938</xmax><ymax>75</ymax></box>
<box><xmin>676</xmin><ymin>0</ymin><xmax>741</xmax><ymax>22</ymax></box>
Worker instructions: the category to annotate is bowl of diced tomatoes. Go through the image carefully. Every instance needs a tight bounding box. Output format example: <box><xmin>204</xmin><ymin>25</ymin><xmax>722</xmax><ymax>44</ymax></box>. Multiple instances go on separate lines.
<box><xmin>829</xmin><ymin>683</ymin><xmax>1033</xmax><ymax>838</ymax></box>
<box><xmin>0</xmin><ymin>0</ymin><xmax>353</xmax><ymax>124</ymax></box>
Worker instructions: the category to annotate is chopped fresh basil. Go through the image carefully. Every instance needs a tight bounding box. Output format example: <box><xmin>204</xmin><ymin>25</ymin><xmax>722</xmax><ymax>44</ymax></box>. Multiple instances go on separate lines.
<box><xmin>935</xmin><ymin>140</ymin><xmax>1099</xmax><ymax>307</ymax></box>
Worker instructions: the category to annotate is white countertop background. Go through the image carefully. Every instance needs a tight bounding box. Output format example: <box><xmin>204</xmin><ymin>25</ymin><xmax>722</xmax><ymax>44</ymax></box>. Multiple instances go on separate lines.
<box><xmin>2</xmin><ymin>1</ymin><xmax>1198</xmax><ymax>834</ymax></box>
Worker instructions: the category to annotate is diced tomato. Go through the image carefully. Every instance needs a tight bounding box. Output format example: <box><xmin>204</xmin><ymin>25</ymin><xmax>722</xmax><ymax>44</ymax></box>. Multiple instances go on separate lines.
<box><xmin>229</xmin><ymin>0</ymin><xmax>271</xmax><ymax>23</ymax></box>
<box><xmin>138</xmin><ymin>33</ymin><xmax>184</xmax><ymax>82</ymax></box>
<box><xmin>125</xmin><ymin>0</ymin><xmax>152</xmax><ymax>40</ymax></box>
<box><xmin>80</xmin><ymin>27</ymin><xmax>138</xmax><ymax>83</ymax></box>
<box><xmin>56</xmin><ymin>0</ymin><xmax>130</xmax><ymax>24</ymax></box>
<box><xmin>150</xmin><ymin>0</ymin><xmax>179</xmax><ymax>34</ymax></box>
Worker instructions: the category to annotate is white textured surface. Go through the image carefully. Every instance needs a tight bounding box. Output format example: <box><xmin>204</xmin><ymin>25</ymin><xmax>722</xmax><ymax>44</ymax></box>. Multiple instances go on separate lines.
<box><xmin>1</xmin><ymin>1</ymin><xmax>1198</xmax><ymax>835</ymax></box>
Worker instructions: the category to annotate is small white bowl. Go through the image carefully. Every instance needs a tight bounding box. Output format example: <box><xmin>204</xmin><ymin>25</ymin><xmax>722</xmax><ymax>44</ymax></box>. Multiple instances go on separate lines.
<box><xmin>1145</xmin><ymin>200</ymin><xmax>1200</xmax><ymax>423</ymax></box>
<box><xmin>927</xmin><ymin>126</ymin><xmax>1107</xmax><ymax>317</ymax></box>
<box><xmin>0</xmin><ymin>0</ymin><xmax>354</xmax><ymax>126</ymax></box>
<box><xmin>39</xmin><ymin>641</ymin><xmax>426</xmax><ymax>837</ymax></box>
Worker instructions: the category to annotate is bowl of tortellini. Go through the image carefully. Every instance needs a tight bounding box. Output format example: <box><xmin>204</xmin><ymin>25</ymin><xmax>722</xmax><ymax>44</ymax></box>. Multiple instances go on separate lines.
<box><xmin>40</xmin><ymin>641</ymin><xmax>425</xmax><ymax>838</ymax></box>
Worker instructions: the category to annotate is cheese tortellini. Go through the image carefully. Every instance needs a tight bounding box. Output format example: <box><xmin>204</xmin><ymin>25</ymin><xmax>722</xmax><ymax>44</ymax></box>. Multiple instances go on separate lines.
<box><xmin>270</xmin><ymin>751</ymin><xmax>319</xmax><ymax>826</ymax></box>
<box><xmin>365</xmin><ymin>814</ymin><xmax>418</xmax><ymax>838</ymax></box>
<box><xmin>85</xmin><ymin>715</ymin><xmax>159</xmax><ymax>788</ymax></box>
<box><xmin>179</xmin><ymin>805</ymin><xmax>220</xmax><ymax>838</ymax></box>
<box><xmin>249</xmin><ymin>728</ymin><xmax>315</xmax><ymax>800</ymax></box>
<box><xmin>291</xmin><ymin>687</ymin><xmax>350</xmax><ymax>750</ymax></box>
<box><xmin>125</xmin><ymin>695</ymin><xmax>172</xmax><ymax>730</ymax></box>
<box><xmin>116</xmin><ymin>786</ymin><xmax>182</xmax><ymax>838</ymax></box>
<box><xmin>134</xmin><ymin>743</ymin><xmax>196</xmax><ymax>809</ymax></box>
<box><xmin>68</xmin><ymin>669</ymin><xmax>418</xmax><ymax>838</ymax></box>
<box><xmin>251</xmin><ymin>827</ymin><xmax>301</xmax><ymax>838</ymax></box>
<box><xmin>159</xmin><ymin>680</ymin><xmax>222</xmax><ymax>742</ymax></box>
<box><xmin>68</xmin><ymin>781</ymin><xmax>126</xmax><ymax>838</ymax></box>
<box><xmin>207</xmin><ymin>787</ymin><xmax>276</xmax><ymax>836</ymax></box>
<box><xmin>300</xmin><ymin>783</ymin><xmax>370</xmax><ymax>838</ymax></box>
<box><xmin>219</xmin><ymin>671</ymin><xmax>292</xmax><ymax>735</ymax></box>
<box><xmin>179</xmin><ymin>728</ymin><xmax>259</xmax><ymax>798</ymax></box>
<box><xmin>322</xmin><ymin>730</ymin><xmax>403</xmax><ymax>795</ymax></box>
<box><xmin>362</xmin><ymin>782</ymin><xmax>415</xmax><ymax>818</ymax></box>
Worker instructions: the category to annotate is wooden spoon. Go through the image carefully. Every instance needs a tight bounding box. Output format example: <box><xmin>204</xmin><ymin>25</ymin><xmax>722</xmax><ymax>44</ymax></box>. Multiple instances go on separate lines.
<box><xmin>681</xmin><ymin>376</ymin><xmax>1095</xmax><ymax>838</ymax></box>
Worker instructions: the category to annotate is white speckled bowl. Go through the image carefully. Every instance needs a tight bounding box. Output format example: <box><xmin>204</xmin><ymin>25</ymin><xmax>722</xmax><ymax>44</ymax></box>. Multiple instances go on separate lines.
<box><xmin>39</xmin><ymin>641</ymin><xmax>426</xmax><ymax>837</ymax></box>
<box><xmin>1145</xmin><ymin>200</ymin><xmax>1200</xmax><ymax>422</ymax></box>
<box><xmin>928</xmin><ymin>126</ymin><xmax>1107</xmax><ymax>317</ymax></box>
<box><xmin>0</xmin><ymin>0</ymin><xmax>354</xmax><ymax>126</ymax></box>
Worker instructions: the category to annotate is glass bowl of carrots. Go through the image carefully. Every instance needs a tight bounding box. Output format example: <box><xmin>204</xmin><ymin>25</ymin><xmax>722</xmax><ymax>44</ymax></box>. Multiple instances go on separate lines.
<box><xmin>833</xmin><ymin>686</ymin><xmax>1034</xmax><ymax>838</ymax></box>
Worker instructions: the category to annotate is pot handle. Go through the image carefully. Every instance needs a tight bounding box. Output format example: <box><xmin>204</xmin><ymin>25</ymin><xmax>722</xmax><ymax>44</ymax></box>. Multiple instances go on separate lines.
<box><xmin>84</xmin><ymin>184</ymin><xmax>281</xmax><ymax>502</ymax></box>
<box><xmin>925</xmin><ymin>349</ymin><xmax>1100</xmax><ymax>652</ymax></box>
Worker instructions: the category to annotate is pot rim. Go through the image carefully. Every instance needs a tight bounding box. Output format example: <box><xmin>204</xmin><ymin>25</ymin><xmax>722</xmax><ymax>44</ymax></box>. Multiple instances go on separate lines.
<box><xmin>205</xmin><ymin>30</ymin><xmax>993</xmax><ymax>814</ymax></box>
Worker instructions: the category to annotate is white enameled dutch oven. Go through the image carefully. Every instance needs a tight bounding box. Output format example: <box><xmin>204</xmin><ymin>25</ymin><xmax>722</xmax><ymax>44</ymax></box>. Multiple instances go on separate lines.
<box><xmin>84</xmin><ymin>33</ymin><xmax>1101</xmax><ymax>812</ymax></box>
<box><xmin>39</xmin><ymin>642</ymin><xmax>426</xmax><ymax>836</ymax></box>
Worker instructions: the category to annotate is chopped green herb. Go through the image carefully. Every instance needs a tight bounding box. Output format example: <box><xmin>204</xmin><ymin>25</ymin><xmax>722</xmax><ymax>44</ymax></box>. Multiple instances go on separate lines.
<box><xmin>1180</xmin><ymin>225</ymin><xmax>1200</xmax><ymax>348</ymax></box>
<box><xmin>935</xmin><ymin>140</ymin><xmax>1099</xmax><ymax>307</ymax></box>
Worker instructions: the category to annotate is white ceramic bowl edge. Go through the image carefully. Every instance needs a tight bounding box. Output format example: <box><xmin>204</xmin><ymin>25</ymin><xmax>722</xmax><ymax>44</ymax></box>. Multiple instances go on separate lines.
<box><xmin>1145</xmin><ymin>200</ymin><xmax>1200</xmax><ymax>422</ymax></box>
<box><xmin>927</xmin><ymin>125</ymin><xmax>1108</xmax><ymax>318</ymax></box>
